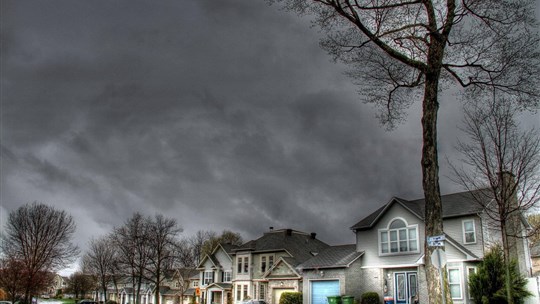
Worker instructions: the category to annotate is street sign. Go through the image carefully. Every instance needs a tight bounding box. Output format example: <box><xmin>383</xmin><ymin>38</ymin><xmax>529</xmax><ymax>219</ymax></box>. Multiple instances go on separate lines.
<box><xmin>427</xmin><ymin>235</ymin><xmax>445</xmax><ymax>242</ymax></box>
<box><xmin>428</xmin><ymin>240</ymin><xmax>444</xmax><ymax>247</ymax></box>
<box><xmin>431</xmin><ymin>248</ymin><xmax>447</xmax><ymax>269</ymax></box>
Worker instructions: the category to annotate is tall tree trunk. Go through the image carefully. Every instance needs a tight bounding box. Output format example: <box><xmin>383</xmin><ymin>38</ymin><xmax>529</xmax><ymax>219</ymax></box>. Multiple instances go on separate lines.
<box><xmin>421</xmin><ymin>37</ymin><xmax>451</xmax><ymax>304</ymax></box>
<box><xmin>101</xmin><ymin>277</ymin><xmax>108</xmax><ymax>304</ymax></box>
<box><xmin>500</xmin><ymin>220</ymin><xmax>514</xmax><ymax>304</ymax></box>
<box><xmin>155</xmin><ymin>272</ymin><xmax>161</xmax><ymax>304</ymax></box>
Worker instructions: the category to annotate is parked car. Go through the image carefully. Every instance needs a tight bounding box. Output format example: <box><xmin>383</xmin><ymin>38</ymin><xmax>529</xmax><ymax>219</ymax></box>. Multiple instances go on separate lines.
<box><xmin>0</xmin><ymin>301</ymin><xmax>13</xmax><ymax>304</ymax></box>
<box><xmin>78</xmin><ymin>300</ymin><xmax>97</xmax><ymax>304</ymax></box>
<box><xmin>242</xmin><ymin>301</ymin><xmax>267</xmax><ymax>304</ymax></box>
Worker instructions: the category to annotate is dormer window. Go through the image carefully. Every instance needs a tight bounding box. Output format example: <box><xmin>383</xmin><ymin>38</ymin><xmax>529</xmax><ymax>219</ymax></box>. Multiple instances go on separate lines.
<box><xmin>379</xmin><ymin>218</ymin><xmax>419</xmax><ymax>255</ymax></box>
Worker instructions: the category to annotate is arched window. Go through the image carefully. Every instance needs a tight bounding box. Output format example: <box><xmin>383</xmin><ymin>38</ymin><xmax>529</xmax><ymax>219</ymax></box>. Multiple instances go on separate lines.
<box><xmin>379</xmin><ymin>218</ymin><xmax>419</xmax><ymax>255</ymax></box>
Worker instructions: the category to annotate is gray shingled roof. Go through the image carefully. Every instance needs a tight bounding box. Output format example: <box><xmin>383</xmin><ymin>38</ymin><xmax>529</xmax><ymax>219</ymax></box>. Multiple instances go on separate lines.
<box><xmin>234</xmin><ymin>229</ymin><xmax>330</xmax><ymax>264</ymax></box>
<box><xmin>207</xmin><ymin>282</ymin><xmax>232</xmax><ymax>290</ymax></box>
<box><xmin>160</xmin><ymin>286</ymin><xmax>178</xmax><ymax>296</ymax></box>
<box><xmin>298</xmin><ymin>244</ymin><xmax>364</xmax><ymax>270</ymax></box>
<box><xmin>220</xmin><ymin>243</ymin><xmax>239</xmax><ymax>255</ymax></box>
<box><xmin>351</xmin><ymin>189</ymin><xmax>489</xmax><ymax>231</ymax></box>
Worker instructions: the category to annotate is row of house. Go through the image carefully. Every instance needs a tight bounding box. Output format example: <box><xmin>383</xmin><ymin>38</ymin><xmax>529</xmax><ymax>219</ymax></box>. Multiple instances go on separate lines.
<box><xmin>97</xmin><ymin>187</ymin><xmax>536</xmax><ymax>304</ymax></box>
<box><xmin>196</xmin><ymin>188</ymin><xmax>534</xmax><ymax>304</ymax></box>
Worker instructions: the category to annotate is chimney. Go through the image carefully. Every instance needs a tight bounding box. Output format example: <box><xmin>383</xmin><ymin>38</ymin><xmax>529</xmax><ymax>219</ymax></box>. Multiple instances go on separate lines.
<box><xmin>285</xmin><ymin>229</ymin><xmax>292</xmax><ymax>236</ymax></box>
<box><xmin>499</xmin><ymin>171</ymin><xmax>517</xmax><ymax>206</ymax></box>
<box><xmin>310</xmin><ymin>232</ymin><xmax>317</xmax><ymax>239</ymax></box>
<box><xmin>269</xmin><ymin>227</ymin><xmax>274</xmax><ymax>231</ymax></box>
<box><xmin>499</xmin><ymin>171</ymin><xmax>528</xmax><ymax>275</ymax></box>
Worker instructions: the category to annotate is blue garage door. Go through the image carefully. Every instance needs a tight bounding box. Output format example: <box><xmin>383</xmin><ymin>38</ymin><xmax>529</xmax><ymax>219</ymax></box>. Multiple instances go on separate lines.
<box><xmin>311</xmin><ymin>280</ymin><xmax>340</xmax><ymax>304</ymax></box>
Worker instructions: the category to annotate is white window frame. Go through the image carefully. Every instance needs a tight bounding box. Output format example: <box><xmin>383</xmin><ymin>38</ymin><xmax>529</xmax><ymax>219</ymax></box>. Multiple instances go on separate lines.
<box><xmin>462</xmin><ymin>219</ymin><xmax>477</xmax><ymax>244</ymax></box>
<box><xmin>466</xmin><ymin>266</ymin><xmax>477</xmax><ymax>299</ymax></box>
<box><xmin>378</xmin><ymin>217</ymin><xmax>419</xmax><ymax>256</ymax></box>
<box><xmin>258</xmin><ymin>283</ymin><xmax>266</xmax><ymax>300</ymax></box>
<box><xmin>448</xmin><ymin>267</ymin><xmax>463</xmax><ymax>300</ymax></box>
<box><xmin>193</xmin><ymin>281</ymin><xmax>199</xmax><ymax>287</ymax></box>
<box><xmin>243</xmin><ymin>284</ymin><xmax>249</xmax><ymax>300</ymax></box>
<box><xmin>237</xmin><ymin>255</ymin><xmax>250</xmax><ymax>275</ymax></box>
<box><xmin>223</xmin><ymin>271</ymin><xmax>232</xmax><ymax>282</ymax></box>
<box><xmin>260</xmin><ymin>254</ymin><xmax>275</xmax><ymax>273</ymax></box>
<box><xmin>203</xmin><ymin>271</ymin><xmax>214</xmax><ymax>285</ymax></box>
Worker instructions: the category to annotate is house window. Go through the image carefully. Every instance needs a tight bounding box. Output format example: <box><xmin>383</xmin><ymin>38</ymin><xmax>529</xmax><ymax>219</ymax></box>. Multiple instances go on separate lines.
<box><xmin>448</xmin><ymin>268</ymin><xmax>462</xmax><ymax>299</ymax></box>
<box><xmin>237</xmin><ymin>256</ymin><xmax>250</xmax><ymax>274</ymax></box>
<box><xmin>203</xmin><ymin>271</ymin><xmax>214</xmax><ymax>285</ymax></box>
<box><xmin>243</xmin><ymin>284</ymin><xmax>248</xmax><ymax>300</ymax></box>
<box><xmin>379</xmin><ymin>218</ymin><xmax>419</xmax><ymax>255</ymax></box>
<box><xmin>223</xmin><ymin>271</ymin><xmax>232</xmax><ymax>282</ymax></box>
<box><xmin>260</xmin><ymin>254</ymin><xmax>274</xmax><ymax>273</ymax></box>
<box><xmin>467</xmin><ymin>266</ymin><xmax>477</xmax><ymax>299</ymax></box>
<box><xmin>463</xmin><ymin>219</ymin><xmax>476</xmax><ymax>244</ymax></box>
<box><xmin>258</xmin><ymin>283</ymin><xmax>266</xmax><ymax>300</ymax></box>
<box><xmin>193</xmin><ymin>281</ymin><xmax>199</xmax><ymax>287</ymax></box>
<box><xmin>237</xmin><ymin>286</ymin><xmax>241</xmax><ymax>301</ymax></box>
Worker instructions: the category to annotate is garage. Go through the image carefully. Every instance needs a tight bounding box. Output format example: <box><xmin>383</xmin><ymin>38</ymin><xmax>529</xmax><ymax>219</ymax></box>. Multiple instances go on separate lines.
<box><xmin>310</xmin><ymin>280</ymin><xmax>340</xmax><ymax>304</ymax></box>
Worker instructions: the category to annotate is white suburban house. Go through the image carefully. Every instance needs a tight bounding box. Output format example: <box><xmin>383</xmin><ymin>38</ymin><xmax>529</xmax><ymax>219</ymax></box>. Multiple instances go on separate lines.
<box><xmin>198</xmin><ymin>243</ymin><xmax>238</xmax><ymax>304</ymax></box>
<box><xmin>348</xmin><ymin>189</ymin><xmax>531</xmax><ymax>304</ymax></box>
<box><xmin>231</xmin><ymin>229</ymin><xmax>330</xmax><ymax>304</ymax></box>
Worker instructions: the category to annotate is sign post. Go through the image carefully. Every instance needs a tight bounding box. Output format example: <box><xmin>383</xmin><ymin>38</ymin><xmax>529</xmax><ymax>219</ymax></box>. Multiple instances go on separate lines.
<box><xmin>429</xmin><ymin>236</ymin><xmax>447</xmax><ymax>304</ymax></box>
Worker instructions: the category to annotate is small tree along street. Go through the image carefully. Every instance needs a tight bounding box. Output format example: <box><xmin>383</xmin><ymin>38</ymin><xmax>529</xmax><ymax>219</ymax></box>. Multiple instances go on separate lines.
<box><xmin>267</xmin><ymin>1</ymin><xmax>540</xmax><ymax>303</ymax></box>
<box><xmin>0</xmin><ymin>203</ymin><xmax>79</xmax><ymax>304</ymax></box>
<box><xmin>450</xmin><ymin>99</ymin><xmax>540</xmax><ymax>303</ymax></box>
<box><xmin>82</xmin><ymin>236</ymin><xmax>120</xmax><ymax>304</ymax></box>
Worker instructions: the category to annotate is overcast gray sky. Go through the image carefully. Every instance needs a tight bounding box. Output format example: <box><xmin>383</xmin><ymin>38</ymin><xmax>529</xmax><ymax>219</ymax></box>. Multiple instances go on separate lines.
<box><xmin>1</xmin><ymin>0</ymin><xmax>539</xmax><ymax>274</ymax></box>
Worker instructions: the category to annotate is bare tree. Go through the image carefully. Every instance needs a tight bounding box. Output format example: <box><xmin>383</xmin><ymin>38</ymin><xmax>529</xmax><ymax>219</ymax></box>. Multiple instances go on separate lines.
<box><xmin>66</xmin><ymin>272</ymin><xmax>95</xmax><ymax>300</ymax></box>
<box><xmin>188</xmin><ymin>230</ymin><xmax>217</xmax><ymax>266</ymax></box>
<box><xmin>144</xmin><ymin>214</ymin><xmax>182</xmax><ymax>304</ymax></box>
<box><xmin>0</xmin><ymin>203</ymin><xmax>79</xmax><ymax>304</ymax></box>
<box><xmin>175</xmin><ymin>238</ymin><xmax>198</xmax><ymax>268</ymax></box>
<box><xmin>267</xmin><ymin>1</ymin><xmax>540</xmax><ymax>302</ymax></box>
<box><xmin>0</xmin><ymin>257</ymin><xmax>26</xmax><ymax>303</ymax></box>
<box><xmin>111</xmin><ymin>213</ymin><xmax>151</xmax><ymax>304</ymax></box>
<box><xmin>450</xmin><ymin>98</ymin><xmax>540</xmax><ymax>303</ymax></box>
<box><xmin>82</xmin><ymin>236</ymin><xmax>119</xmax><ymax>303</ymax></box>
<box><xmin>200</xmin><ymin>230</ymin><xmax>243</xmax><ymax>260</ymax></box>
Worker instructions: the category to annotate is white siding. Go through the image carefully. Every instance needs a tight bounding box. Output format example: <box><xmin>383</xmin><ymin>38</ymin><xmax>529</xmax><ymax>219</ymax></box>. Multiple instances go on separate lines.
<box><xmin>443</xmin><ymin>216</ymin><xmax>484</xmax><ymax>259</ymax></box>
<box><xmin>356</xmin><ymin>202</ymin><xmax>425</xmax><ymax>267</ymax></box>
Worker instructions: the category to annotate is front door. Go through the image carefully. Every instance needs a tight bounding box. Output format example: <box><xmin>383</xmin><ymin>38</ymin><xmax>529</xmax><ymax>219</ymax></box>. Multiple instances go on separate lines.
<box><xmin>394</xmin><ymin>272</ymin><xmax>418</xmax><ymax>304</ymax></box>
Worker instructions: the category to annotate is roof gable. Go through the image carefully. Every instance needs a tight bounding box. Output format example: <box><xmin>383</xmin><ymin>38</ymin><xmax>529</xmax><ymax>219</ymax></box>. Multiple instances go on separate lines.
<box><xmin>298</xmin><ymin>244</ymin><xmax>364</xmax><ymax>270</ymax></box>
<box><xmin>351</xmin><ymin>190</ymin><xmax>487</xmax><ymax>231</ymax></box>
<box><xmin>263</xmin><ymin>257</ymin><xmax>301</xmax><ymax>279</ymax></box>
<box><xmin>197</xmin><ymin>254</ymin><xmax>218</xmax><ymax>269</ymax></box>
<box><xmin>234</xmin><ymin>229</ymin><xmax>330</xmax><ymax>264</ymax></box>
<box><xmin>198</xmin><ymin>243</ymin><xmax>237</xmax><ymax>269</ymax></box>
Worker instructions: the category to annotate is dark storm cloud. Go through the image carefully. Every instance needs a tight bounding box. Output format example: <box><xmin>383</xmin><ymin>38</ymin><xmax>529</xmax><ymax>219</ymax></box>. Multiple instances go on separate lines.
<box><xmin>1</xmin><ymin>0</ymin><xmax>538</xmax><ymax>274</ymax></box>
